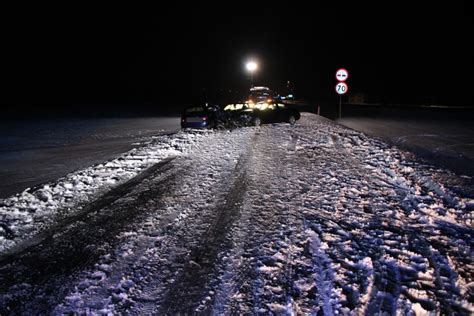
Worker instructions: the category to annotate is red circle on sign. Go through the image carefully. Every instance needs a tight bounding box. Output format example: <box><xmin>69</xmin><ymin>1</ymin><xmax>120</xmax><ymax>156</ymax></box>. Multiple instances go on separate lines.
<box><xmin>336</xmin><ymin>68</ymin><xmax>349</xmax><ymax>82</ymax></box>
<box><xmin>335</xmin><ymin>82</ymin><xmax>348</xmax><ymax>95</ymax></box>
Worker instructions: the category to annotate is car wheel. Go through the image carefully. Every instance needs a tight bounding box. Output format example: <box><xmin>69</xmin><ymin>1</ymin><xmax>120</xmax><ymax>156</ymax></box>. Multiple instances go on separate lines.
<box><xmin>288</xmin><ymin>115</ymin><xmax>296</xmax><ymax>125</ymax></box>
<box><xmin>240</xmin><ymin>114</ymin><xmax>252</xmax><ymax>126</ymax></box>
<box><xmin>252</xmin><ymin>117</ymin><xmax>261</xmax><ymax>126</ymax></box>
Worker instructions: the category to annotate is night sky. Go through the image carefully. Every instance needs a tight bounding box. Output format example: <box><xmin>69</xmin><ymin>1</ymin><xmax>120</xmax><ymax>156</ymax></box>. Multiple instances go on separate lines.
<box><xmin>1</xmin><ymin>2</ymin><xmax>472</xmax><ymax>113</ymax></box>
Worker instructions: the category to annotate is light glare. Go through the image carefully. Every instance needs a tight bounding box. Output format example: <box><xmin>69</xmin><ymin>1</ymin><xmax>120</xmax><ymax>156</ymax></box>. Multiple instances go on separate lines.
<box><xmin>246</xmin><ymin>61</ymin><xmax>257</xmax><ymax>72</ymax></box>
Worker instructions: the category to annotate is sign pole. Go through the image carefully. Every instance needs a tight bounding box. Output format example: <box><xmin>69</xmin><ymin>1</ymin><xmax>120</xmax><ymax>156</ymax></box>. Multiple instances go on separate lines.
<box><xmin>335</xmin><ymin>68</ymin><xmax>349</xmax><ymax>120</ymax></box>
<box><xmin>339</xmin><ymin>95</ymin><xmax>342</xmax><ymax>119</ymax></box>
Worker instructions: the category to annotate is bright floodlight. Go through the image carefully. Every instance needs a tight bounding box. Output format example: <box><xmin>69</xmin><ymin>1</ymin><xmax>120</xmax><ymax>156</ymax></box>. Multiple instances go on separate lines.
<box><xmin>246</xmin><ymin>61</ymin><xmax>258</xmax><ymax>72</ymax></box>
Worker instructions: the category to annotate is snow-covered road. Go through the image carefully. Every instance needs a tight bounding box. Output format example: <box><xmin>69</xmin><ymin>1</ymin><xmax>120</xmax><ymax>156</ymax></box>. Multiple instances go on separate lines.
<box><xmin>0</xmin><ymin>113</ymin><xmax>472</xmax><ymax>314</ymax></box>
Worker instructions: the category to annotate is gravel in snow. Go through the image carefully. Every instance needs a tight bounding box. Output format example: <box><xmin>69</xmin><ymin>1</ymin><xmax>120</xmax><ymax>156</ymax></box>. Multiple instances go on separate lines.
<box><xmin>0</xmin><ymin>113</ymin><xmax>472</xmax><ymax>315</ymax></box>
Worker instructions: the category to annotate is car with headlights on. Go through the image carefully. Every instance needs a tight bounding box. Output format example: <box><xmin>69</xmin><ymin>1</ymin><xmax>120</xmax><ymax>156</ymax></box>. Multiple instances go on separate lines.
<box><xmin>223</xmin><ymin>101</ymin><xmax>300</xmax><ymax>126</ymax></box>
<box><xmin>248</xmin><ymin>86</ymin><xmax>281</xmax><ymax>103</ymax></box>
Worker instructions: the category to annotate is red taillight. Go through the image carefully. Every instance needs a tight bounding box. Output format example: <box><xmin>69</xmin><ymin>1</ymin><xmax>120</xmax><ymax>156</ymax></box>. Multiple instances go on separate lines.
<box><xmin>202</xmin><ymin>116</ymin><xmax>208</xmax><ymax>121</ymax></box>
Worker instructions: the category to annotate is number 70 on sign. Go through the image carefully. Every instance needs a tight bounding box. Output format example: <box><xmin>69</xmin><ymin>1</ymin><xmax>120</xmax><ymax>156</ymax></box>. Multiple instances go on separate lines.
<box><xmin>335</xmin><ymin>82</ymin><xmax>348</xmax><ymax>95</ymax></box>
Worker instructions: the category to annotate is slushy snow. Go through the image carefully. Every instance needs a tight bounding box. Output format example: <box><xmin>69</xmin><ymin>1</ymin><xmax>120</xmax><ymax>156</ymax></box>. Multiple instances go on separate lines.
<box><xmin>0</xmin><ymin>113</ymin><xmax>472</xmax><ymax>315</ymax></box>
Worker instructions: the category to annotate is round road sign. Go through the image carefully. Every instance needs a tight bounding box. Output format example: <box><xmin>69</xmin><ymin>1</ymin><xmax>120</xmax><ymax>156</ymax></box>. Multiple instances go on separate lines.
<box><xmin>336</xmin><ymin>82</ymin><xmax>348</xmax><ymax>95</ymax></box>
<box><xmin>336</xmin><ymin>68</ymin><xmax>349</xmax><ymax>82</ymax></box>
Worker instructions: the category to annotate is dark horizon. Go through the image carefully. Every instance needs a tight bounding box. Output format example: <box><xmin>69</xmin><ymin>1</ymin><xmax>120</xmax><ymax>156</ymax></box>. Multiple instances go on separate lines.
<box><xmin>1</xmin><ymin>2</ymin><xmax>472</xmax><ymax>112</ymax></box>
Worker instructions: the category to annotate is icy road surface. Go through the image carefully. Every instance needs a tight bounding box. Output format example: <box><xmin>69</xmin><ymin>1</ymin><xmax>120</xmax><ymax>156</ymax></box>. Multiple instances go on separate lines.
<box><xmin>337</xmin><ymin>116</ymin><xmax>474</xmax><ymax>177</ymax></box>
<box><xmin>0</xmin><ymin>113</ymin><xmax>472</xmax><ymax>314</ymax></box>
<box><xmin>0</xmin><ymin>117</ymin><xmax>180</xmax><ymax>198</ymax></box>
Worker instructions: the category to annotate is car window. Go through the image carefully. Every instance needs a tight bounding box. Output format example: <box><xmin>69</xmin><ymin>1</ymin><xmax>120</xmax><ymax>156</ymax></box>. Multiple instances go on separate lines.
<box><xmin>185</xmin><ymin>107</ymin><xmax>205</xmax><ymax>114</ymax></box>
<box><xmin>255</xmin><ymin>103</ymin><xmax>269</xmax><ymax>110</ymax></box>
<box><xmin>247</xmin><ymin>103</ymin><xmax>256</xmax><ymax>109</ymax></box>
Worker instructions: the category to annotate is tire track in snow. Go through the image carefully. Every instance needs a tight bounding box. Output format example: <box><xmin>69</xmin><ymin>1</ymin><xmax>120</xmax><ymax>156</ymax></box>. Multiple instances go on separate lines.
<box><xmin>307</xmin><ymin>228</ymin><xmax>337</xmax><ymax>315</ymax></box>
<box><xmin>155</xmin><ymin>141</ymin><xmax>253</xmax><ymax>314</ymax></box>
<box><xmin>285</xmin><ymin>116</ymin><xmax>472</xmax><ymax>314</ymax></box>
<box><xmin>0</xmin><ymin>157</ymin><xmax>177</xmax><ymax>264</ymax></box>
<box><xmin>281</xmin><ymin>126</ymin><xmax>341</xmax><ymax>315</ymax></box>
<box><xmin>53</xmin><ymin>128</ymin><xmax>257</xmax><ymax>314</ymax></box>
<box><xmin>206</xmin><ymin>127</ymin><xmax>301</xmax><ymax>314</ymax></box>
<box><xmin>210</xmin><ymin>124</ymin><xmax>339</xmax><ymax>314</ymax></box>
<box><xmin>0</xmin><ymin>157</ymin><xmax>183</xmax><ymax>313</ymax></box>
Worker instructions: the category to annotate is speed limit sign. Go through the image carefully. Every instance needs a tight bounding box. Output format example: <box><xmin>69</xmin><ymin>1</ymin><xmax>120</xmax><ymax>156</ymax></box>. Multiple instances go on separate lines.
<box><xmin>335</xmin><ymin>82</ymin><xmax>348</xmax><ymax>95</ymax></box>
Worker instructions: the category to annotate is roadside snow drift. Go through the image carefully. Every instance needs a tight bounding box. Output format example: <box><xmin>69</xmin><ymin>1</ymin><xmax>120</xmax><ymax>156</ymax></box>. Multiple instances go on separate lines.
<box><xmin>0</xmin><ymin>113</ymin><xmax>472</xmax><ymax>315</ymax></box>
<box><xmin>0</xmin><ymin>132</ymin><xmax>207</xmax><ymax>253</ymax></box>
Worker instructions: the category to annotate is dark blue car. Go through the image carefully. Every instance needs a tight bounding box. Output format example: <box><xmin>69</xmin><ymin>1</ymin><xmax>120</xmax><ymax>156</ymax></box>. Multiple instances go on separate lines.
<box><xmin>181</xmin><ymin>105</ymin><xmax>217</xmax><ymax>129</ymax></box>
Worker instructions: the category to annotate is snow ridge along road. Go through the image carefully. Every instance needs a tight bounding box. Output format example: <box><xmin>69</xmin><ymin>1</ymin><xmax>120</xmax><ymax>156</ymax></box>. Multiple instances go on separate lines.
<box><xmin>0</xmin><ymin>113</ymin><xmax>472</xmax><ymax>314</ymax></box>
<box><xmin>0</xmin><ymin>131</ymin><xmax>202</xmax><ymax>254</ymax></box>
